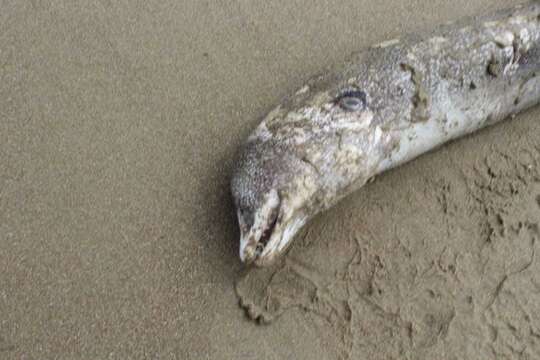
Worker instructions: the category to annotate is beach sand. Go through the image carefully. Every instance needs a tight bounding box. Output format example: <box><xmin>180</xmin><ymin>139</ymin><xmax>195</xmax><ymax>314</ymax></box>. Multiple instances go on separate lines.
<box><xmin>1</xmin><ymin>0</ymin><xmax>538</xmax><ymax>359</ymax></box>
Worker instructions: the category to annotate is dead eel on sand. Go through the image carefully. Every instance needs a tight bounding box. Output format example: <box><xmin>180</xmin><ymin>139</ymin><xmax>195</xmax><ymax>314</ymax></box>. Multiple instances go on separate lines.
<box><xmin>231</xmin><ymin>1</ymin><xmax>540</xmax><ymax>266</ymax></box>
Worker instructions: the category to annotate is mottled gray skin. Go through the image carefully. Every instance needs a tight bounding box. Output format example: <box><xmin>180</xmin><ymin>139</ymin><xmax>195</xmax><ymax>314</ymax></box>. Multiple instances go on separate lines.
<box><xmin>231</xmin><ymin>1</ymin><xmax>540</xmax><ymax>267</ymax></box>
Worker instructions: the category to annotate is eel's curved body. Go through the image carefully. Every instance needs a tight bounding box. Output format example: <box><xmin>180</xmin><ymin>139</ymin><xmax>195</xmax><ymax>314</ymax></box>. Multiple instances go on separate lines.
<box><xmin>231</xmin><ymin>2</ymin><xmax>540</xmax><ymax>266</ymax></box>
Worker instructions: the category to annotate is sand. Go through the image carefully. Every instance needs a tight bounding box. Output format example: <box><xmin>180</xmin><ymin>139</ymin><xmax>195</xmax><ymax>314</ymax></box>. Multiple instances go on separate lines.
<box><xmin>1</xmin><ymin>0</ymin><xmax>538</xmax><ymax>359</ymax></box>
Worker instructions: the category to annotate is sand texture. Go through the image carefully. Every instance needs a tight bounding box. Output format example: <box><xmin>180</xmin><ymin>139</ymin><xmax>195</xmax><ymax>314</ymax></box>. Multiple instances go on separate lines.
<box><xmin>1</xmin><ymin>0</ymin><xmax>538</xmax><ymax>359</ymax></box>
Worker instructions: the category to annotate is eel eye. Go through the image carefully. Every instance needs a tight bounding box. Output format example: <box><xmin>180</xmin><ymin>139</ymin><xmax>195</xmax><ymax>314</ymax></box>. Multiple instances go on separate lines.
<box><xmin>337</xmin><ymin>90</ymin><xmax>367</xmax><ymax>111</ymax></box>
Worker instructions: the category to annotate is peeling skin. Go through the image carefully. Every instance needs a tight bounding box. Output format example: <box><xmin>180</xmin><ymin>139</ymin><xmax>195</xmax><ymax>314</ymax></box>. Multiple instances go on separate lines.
<box><xmin>400</xmin><ymin>63</ymin><xmax>431</xmax><ymax>122</ymax></box>
<box><xmin>231</xmin><ymin>1</ymin><xmax>540</xmax><ymax>267</ymax></box>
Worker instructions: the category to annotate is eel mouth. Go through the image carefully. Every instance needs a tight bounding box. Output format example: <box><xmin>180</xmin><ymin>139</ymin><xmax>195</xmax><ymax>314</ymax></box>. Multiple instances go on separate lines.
<box><xmin>237</xmin><ymin>187</ymin><xmax>310</xmax><ymax>266</ymax></box>
<box><xmin>239</xmin><ymin>196</ymin><xmax>281</xmax><ymax>265</ymax></box>
<box><xmin>253</xmin><ymin>210</ymin><xmax>279</xmax><ymax>258</ymax></box>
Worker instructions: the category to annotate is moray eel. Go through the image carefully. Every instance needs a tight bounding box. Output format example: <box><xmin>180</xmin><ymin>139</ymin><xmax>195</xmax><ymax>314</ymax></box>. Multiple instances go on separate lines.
<box><xmin>231</xmin><ymin>1</ymin><xmax>540</xmax><ymax>266</ymax></box>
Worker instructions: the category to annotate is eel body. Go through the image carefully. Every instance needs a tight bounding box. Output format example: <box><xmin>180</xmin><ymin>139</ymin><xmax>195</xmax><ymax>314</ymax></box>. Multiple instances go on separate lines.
<box><xmin>231</xmin><ymin>2</ymin><xmax>540</xmax><ymax>266</ymax></box>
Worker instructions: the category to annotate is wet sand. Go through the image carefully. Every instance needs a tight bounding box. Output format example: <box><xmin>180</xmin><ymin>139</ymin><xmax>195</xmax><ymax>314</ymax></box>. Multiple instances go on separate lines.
<box><xmin>1</xmin><ymin>0</ymin><xmax>538</xmax><ymax>359</ymax></box>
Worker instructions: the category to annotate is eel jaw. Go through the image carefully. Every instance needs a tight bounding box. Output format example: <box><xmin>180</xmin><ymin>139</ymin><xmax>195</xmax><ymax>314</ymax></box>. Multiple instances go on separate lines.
<box><xmin>238</xmin><ymin>189</ymin><xmax>307</xmax><ymax>266</ymax></box>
